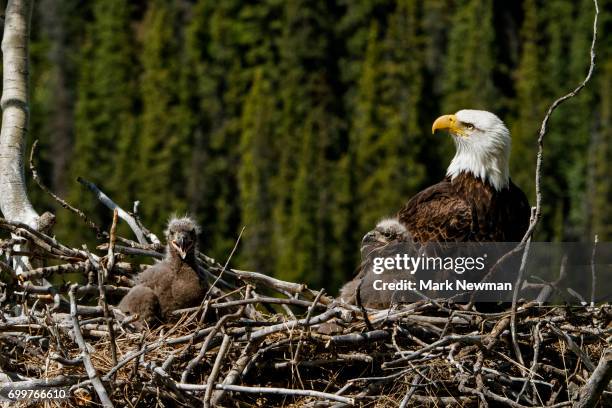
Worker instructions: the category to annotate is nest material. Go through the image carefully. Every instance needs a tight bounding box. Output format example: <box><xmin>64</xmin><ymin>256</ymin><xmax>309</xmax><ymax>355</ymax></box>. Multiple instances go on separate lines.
<box><xmin>0</xmin><ymin>218</ymin><xmax>611</xmax><ymax>407</ymax></box>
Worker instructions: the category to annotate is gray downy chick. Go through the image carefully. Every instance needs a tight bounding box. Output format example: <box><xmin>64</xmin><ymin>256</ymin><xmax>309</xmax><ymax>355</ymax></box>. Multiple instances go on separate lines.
<box><xmin>119</xmin><ymin>216</ymin><xmax>208</xmax><ymax>326</ymax></box>
<box><xmin>338</xmin><ymin>218</ymin><xmax>410</xmax><ymax>305</ymax></box>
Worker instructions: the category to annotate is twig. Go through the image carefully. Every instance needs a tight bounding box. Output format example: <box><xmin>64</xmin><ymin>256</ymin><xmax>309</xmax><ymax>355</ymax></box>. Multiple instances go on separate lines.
<box><xmin>20</xmin><ymin>261</ymin><xmax>90</xmax><ymax>280</ymax></box>
<box><xmin>100</xmin><ymin>212</ymin><xmax>118</xmax><ymax>368</ymax></box>
<box><xmin>293</xmin><ymin>289</ymin><xmax>325</xmax><ymax>364</ymax></box>
<box><xmin>575</xmin><ymin>348</ymin><xmax>612</xmax><ymax>408</ymax></box>
<box><xmin>181</xmin><ymin>287</ymin><xmax>250</xmax><ymax>382</ymax></box>
<box><xmin>520</xmin><ymin>0</ymin><xmax>599</xmax><ymax>244</ymax></box>
<box><xmin>243</xmin><ymin>308</ymin><xmax>342</xmax><ymax>342</ymax></box>
<box><xmin>516</xmin><ymin>322</ymin><xmax>542</xmax><ymax>403</ymax></box>
<box><xmin>509</xmin><ymin>0</ymin><xmax>599</xmax><ymax>375</ymax></box>
<box><xmin>102</xmin><ymin>326</ymin><xmax>216</xmax><ymax>381</ymax></box>
<box><xmin>511</xmin><ymin>224</ymin><xmax>533</xmax><ymax>370</ymax></box>
<box><xmin>68</xmin><ymin>285</ymin><xmax>114</xmax><ymax>407</ymax></box>
<box><xmin>29</xmin><ymin>140</ymin><xmax>104</xmax><ymax>237</ymax></box>
<box><xmin>548</xmin><ymin>322</ymin><xmax>596</xmax><ymax>372</ymax></box>
<box><xmin>590</xmin><ymin>234</ymin><xmax>598</xmax><ymax>307</ymax></box>
<box><xmin>203</xmin><ymin>333</ymin><xmax>231</xmax><ymax>408</ymax></box>
<box><xmin>398</xmin><ymin>367</ymin><xmax>428</xmax><ymax>408</ymax></box>
<box><xmin>204</xmin><ymin>226</ymin><xmax>244</xmax><ymax>300</ymax></box>
<box><xmin>330</xmin><ymin>330</ymin><xmax>390</xmax><ymax>346</ymax></box>
<box><xmin>176</xmin><ymin>383</ymin><xmax>355</xmax><ymax>405</ymax></box>
<box><xmin>383</xmin><ymin>335</ymin><xmax>482</xmax><ymax>368</ymax></box>
<box><xmin>212</xmin><ymin>340</ymin><xmax>259</xmax><ymax>405</ymax></box>
<box><xmin>76</xmin><ymin>177</ymin><xmax>149</xmax><ymax>245</ymax></box>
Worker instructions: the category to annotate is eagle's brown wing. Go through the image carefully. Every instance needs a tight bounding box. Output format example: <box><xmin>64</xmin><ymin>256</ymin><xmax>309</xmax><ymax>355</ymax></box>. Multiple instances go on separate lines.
<box><xmin>398</xmin><ymin>179</ymin><xmax>474</xmax><ymax>242</ymax></box>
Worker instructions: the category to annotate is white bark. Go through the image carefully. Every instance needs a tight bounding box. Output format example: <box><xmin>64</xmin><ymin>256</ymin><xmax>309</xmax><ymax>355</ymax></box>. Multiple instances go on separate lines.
<box><xmin>0</xmin><ymin>0</ymin><xmax>38</xmax><ymax>228</ymax></box>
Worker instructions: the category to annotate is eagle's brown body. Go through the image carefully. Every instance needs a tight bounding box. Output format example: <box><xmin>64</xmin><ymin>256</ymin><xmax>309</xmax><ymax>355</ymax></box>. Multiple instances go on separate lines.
<box><xmin>398</xmin><ymin>173</ymin><xmax>530</xmax><ymax>242</ymax></box>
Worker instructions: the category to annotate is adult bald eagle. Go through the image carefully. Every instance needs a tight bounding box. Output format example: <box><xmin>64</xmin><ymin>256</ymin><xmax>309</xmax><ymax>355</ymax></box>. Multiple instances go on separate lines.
<box><xmin>398</xmin><ymin>110</ymin><xmax>530</xmax><ymax>242</ymax></box>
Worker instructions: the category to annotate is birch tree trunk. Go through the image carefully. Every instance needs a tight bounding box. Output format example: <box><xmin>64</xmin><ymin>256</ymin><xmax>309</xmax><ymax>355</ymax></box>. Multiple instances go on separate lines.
<box><xmin>0</xmin><ymin>0</ymin><xmax>49</xmax><ymax>276</ymax></box>
<box><xmin>0</xmin><ymin>0</ymin><xmax>38</xmax><ymax>228</ymax></box>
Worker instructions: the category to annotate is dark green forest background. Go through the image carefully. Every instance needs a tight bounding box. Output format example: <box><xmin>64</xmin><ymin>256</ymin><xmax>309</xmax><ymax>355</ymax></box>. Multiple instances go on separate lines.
<box><xmin>16</xmin><ymin>0</ymin><xmax>612</xmax><ymax>291</ymax></box>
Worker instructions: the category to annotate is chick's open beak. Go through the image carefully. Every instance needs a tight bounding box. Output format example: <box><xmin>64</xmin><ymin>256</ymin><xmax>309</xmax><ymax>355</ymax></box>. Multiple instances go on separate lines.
<box><xmin>432</xmin><ymin>114</ymin><xmax>462</xmax><ymax>135</ymax></box>
<box><xmin>171</xmin><ymin>238</ymin><xmax>192</xmax><ymax>259</ymax></box>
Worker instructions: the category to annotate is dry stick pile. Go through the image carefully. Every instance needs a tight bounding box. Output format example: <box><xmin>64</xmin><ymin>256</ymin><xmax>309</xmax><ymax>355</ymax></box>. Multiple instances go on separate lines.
<box><xmin>0</xmin><ymin>207</ymin><xmax>611</xmax><ymax>407</ymax></box>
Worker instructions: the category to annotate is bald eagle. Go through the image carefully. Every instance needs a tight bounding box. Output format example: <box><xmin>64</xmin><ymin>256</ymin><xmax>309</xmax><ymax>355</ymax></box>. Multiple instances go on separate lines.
<box><xmin>398</xmin><ymin>110</ymin><xmax>530</xmax><ymax>242</ymax></box>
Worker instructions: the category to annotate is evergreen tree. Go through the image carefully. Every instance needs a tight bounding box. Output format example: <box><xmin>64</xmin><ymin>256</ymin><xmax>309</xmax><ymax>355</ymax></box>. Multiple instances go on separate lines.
<box><xmin>419</xmin><ymin>0</ymin><xmax>454</xmax><ymax>183</ymax></box>
<box><xmin>587</xmin><ymin>0</ymin><xmax>612</xmax><ymax>240</ymax></box>
<box><xmin>273</xmin><ymin>0</ymin><xmax>345</xmax><ymax>288</ymax></box>
<box><xmin>589</xmin><ymin>60</ymin><xmax>612</xmax><ymax>240</ymax></box>
<box><xmin>286</xmin><ymin>116</ymin><xmax>324</xmax><ymax>285</ymax></box>
<box><xmin>30</xmin><ymin>0</ymin><xmax>87</xmax><ymax>207</ymax></box>
<box><xmin>181</xmin><ymin>0</ymin><xmax>225</xmax><ymax>257</ymax></box>
<box><xmin>238</xmin><ymin>68</ymin><xmax>276</xmax><ymax>271</ymax></box>
<box><xmin>511</xmin><ymin>0</ymin><xmax>542</xmax><ymax>204</ymax></box>
<box><xmin>67</xmin><ymin>0</ymin><xmax>137</xmax><ymax>244</ymax></box>
<box><xmin>442</xmin><ymin>0</ymin><xmax>498</xmax><ymax>112</ymax></box>
<box><xmin>351</xmin><ymin>1</ymin><xmax>426</xmax><ymax>238</ymax></box>
<box><xmin>20</xmin><ymin>0</ymin><xmax>612</xmax><ymax>288</ymax></box>
<box><xmin>182</xmin><ymin>0</ymin><xmax>282</xmax><ymax>261</ymax></box>
<box><xmin>138</xmin><ymin>0</ymin><xmax>187</xmax><ymax>234</ymax></box>
<box><xmin>336</xmin><ymin>0</ymin><xmax>392</xmax><ymax>112</ymax></box>
<box><xmin>565</xmin><ymin>0</ymin><xmax>597</xmax><ymax>239</ymax></box>
<box><xmin>539</xmin><ymin>0</ymin><xmax>577</xmax><ymax>240</ymax></box>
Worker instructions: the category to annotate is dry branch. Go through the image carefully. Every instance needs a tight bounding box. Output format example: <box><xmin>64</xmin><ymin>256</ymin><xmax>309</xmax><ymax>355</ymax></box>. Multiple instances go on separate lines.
<box><xmin>576</xmin><ymin>348</ymin><xmax>612</xmax><ymax>408</ymax></box>
<box><xmin>77</xmin><ymin>177</ymin><xmax>158</xmax><ymax>245</ymax></box>
<box><xmin>68</xmin><ymin>285</ymin><xmax>114</xmax><ymax>407</ymax></box>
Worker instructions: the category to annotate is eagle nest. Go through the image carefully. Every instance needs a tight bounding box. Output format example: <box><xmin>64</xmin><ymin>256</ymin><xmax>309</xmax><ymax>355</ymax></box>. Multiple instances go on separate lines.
<box><xmin>0</xmin><ymin>217</ymin><xmax>610</xmax><ymax>408</ymax></box>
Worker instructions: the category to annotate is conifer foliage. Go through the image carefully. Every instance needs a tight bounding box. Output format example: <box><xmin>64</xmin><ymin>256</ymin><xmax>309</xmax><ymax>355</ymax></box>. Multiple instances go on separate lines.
<box><xmin>27</xmin><ymin>0</ymin><xmax>610</xmax><ymax>290</ymax></box>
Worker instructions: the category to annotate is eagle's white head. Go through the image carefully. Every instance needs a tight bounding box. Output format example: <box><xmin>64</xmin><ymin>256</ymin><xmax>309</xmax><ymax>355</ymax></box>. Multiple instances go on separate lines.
<box><xmin>432</xmin><ymin>109</ymin><xmax>510</xmax><ymax>191</ymax></box>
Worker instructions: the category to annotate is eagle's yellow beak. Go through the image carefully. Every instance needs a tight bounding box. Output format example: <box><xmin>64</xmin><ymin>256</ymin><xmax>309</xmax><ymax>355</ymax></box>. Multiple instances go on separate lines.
<box><xmin>432</xmin><ymin>114</ymin><xmax>461</xmax><ymax>135</ymax></box>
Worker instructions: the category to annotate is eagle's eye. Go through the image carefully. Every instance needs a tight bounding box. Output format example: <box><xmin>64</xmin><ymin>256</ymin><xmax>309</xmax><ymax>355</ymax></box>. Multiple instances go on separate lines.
<box><xmin>465</xmin><ymin>123</ymin><xmax>475</xmax><ymax>130</ymax></box>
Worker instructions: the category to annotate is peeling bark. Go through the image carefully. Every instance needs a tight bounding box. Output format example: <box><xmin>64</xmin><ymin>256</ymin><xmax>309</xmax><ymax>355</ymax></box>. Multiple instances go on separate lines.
<box><xmin>0</xmin><ymin>0</ymin><xmax>38</xmax><ymax>228</ymax></box>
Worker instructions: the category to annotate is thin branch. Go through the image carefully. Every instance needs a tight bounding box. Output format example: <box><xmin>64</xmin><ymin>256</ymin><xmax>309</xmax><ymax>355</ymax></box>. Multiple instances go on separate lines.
<box><xmin>590</xmin><ymin>234</ymin><xmax>598</xmax><ymax>307</ymax></box>
<box><xmin>176</xmin><ymin>383</ymin><xmax>355</xmax><ymax>405</ymax></box>
<box><xmin>29</xmin><ymin>140</ymin><xmax>104</xmax><ymax>237</ymax></box>
<box><xmin>99</xmin><ymin>211</ymin><xmax>118</xmax><ymax>368</ymax></box>
<box><xmin>576</xmin><ymin>348</ymin><xmax>612</xmax><ymax>408</ymax></box>
<box><xmin>521</xmin><ymin>0</ymin><xmax>599</xmax><ymax>243</ymax></box>
<box><xmin>509</xmin><ymin>0</ymin><xmax>599</xmax><ymax>378</ymax></box>
<box><xmin>76</xmin><ymin>177</ymin><xmax>150</xmax><ymax>245</ymax></box>
<box><xmin>203</xmin><ymin>333</ymin><xmax>231</xmax><ymax>408</ymax></box>
<box><xmin>68</xmin><ymin>285</ymin><xmax>114</xmax><ymax>407</ymax></box>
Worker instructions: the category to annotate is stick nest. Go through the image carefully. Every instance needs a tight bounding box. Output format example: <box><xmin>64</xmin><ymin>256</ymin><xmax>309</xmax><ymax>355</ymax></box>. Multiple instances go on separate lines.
<box><xmin>0</xmin><ymin>218</ymin><xmax>610</xmax><ymax>407</ymax></box>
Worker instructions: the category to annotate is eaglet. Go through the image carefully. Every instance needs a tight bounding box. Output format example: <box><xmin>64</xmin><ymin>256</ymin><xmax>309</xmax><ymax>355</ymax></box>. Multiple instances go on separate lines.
<box><xmin>118</xmin><ymin>216</ymin><xmax>208</xmax><ymax>326</ymax></box>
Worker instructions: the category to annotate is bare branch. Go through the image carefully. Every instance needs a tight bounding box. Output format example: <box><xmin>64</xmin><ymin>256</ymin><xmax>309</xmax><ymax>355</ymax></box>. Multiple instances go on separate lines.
<box><xmin>76</xmin><ymin>177</ymin><xmax>154</xmax><ymax>245</ymax></box>
<box><xmin>29</xmin><ymin>139</ymin><xmax>104</xmax><ymax>237</ymax></box>
<box><xmin>68</xmin><ymin>285</ymin><xmax>114</xmax><ymax>407</ymax></box>
<box><xmin>576</xmin><ymin>348</ymin><xmax>612</xmax><ymax>408</ymax></box>
<box><xmin>521</xmin><ymin>0</ymin><xmax>599</xmax><ymax>243</ymax></box>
